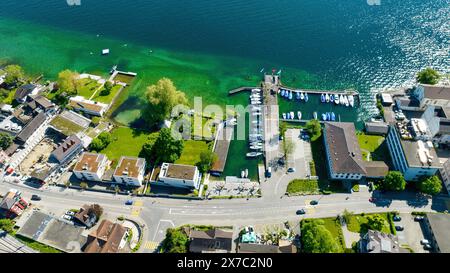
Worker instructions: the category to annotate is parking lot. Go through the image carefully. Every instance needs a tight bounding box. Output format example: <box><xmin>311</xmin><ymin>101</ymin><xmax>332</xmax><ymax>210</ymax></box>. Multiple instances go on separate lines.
<box><xmin>206</xmin><ymin>181</ymin><xmax>260</xmax><ymax>198</ymax></box>
<box><xmin>284</xmin><ymin>129</ymin><xmax>312</xmax><ymax>178</ymax></box>
<box><xmin>396</xmin><ymin>213</ymin><xmax>431</xmax><ymax>253</ymax></box>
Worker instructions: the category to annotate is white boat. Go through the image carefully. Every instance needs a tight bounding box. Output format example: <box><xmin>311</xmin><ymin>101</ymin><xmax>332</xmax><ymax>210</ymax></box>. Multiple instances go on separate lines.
<box><xmin>250</xmin><ymin>146</ymin><xmax>262</xmax><ymax>150</ymax></box>
<box><xmin>348</xmin><ymin>95</ymin><xmax>355</xmax><ymax>107</ymax></box>
<box><xmin>245</xmin><ymin>169</ymin><xmax>249</xmax><ymax>178</ymax></box>
<box><xmin>304</xmin><ymin>92</ymin><xmax>309</xmax><ymax>102</ymax></box>
<box><xmin>313</xmin><ymin>112</ymin><xmax>318</xmax><ymax>120</ymax></box>
<box><xmin>334</xmin><ymin>95</ymin><xmax>340</xmax><ymax>105</ymax></box>
<box><xmin>282</xmin><ymin>113</ymin><xmax>287</xmax><ymax>119</ymax></box>
<box><xmin>322</xmin><ymin>113</ymin><xmax>328</xmax><ymax>121</ymax></box>
<box><xmin>252</xmin><ymin>106</ymin><xmax>262</xmax><ymax>111</ymax></box>
<box><xmin>241</xmin><ymin>171</ymin><xmax>246</xmax><ymax>178</ymax></box>
<box><xmin>252</xmin><ymin>120</ymin><xmax>259</xmax><ymax>124</ymax></box>
<box><xmin>339</xmin><ymin>94</ymin><xmax>345</xmax><ymax>105</ymax></box>
<box><xmin>288</xmin><ymin>91</ymin><xmax>293</xmax><ymax>100</ymax></box>
<box><xmin>290</xmin><ymin>112</ymin><xmax>295</xmax><ymax>120</ymax></box>
<box><xmin>297</xmin><ymin>111</ymin><xmax>302</xmax><ymax>120</ymax></box>
<box><xmin>246</xmin><ymin>152</ymin><xmax>262</xmax><ymax>158</ymax></box>
<box><xmin>300</xmin><ymin>92</ymin><xmax>305</xmax><ymax>100</ymax></box>
<box><xmin>251</xmin><ymin>101</ymin><xmax>261</xmax><ymax>105</ymax></box>
<box><xmin>252</xmin><ymin>88</ymin><xmax>261</xmax><ymax>92</ymax></box>
<box><xmin>252</xmin><ymin>112</ymin><xmax>262</xmax><ymax>116</ymax></box>
<box><xmin>321</xmin><ymin>94</ymin><xmax>326</xmax><ymax>103</ymax></box>
<box><xmin>102</xmin><ymin>49</ymin><xmax>110</xmax><ymax>55</ymax></box>
<box><xmin>281</xmin><ymin>89</ymin><xmax>285</xmax><ymax>97</ymax></box>
<box><xmin>326</xmin><ymin>93</ymin><xmax>330</xmax><ymax>103</ymax></box>
<box><xmin>250</xmin><ymin>134</ymin><xmax>263</xmax><ymax>138</ymax></box>
<box><xmin>344</xmin><ymin>96</ymin><xmax>349</xmax><ymax>107</ymax></box>
<box><xmin>296</xmin><ymin>92</ymin><xmax>301</xmax><ymax>100</ymax></box>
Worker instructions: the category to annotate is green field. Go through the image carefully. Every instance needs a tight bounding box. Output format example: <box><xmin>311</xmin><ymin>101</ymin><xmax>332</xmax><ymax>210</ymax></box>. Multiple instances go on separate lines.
<box><xmin>176</xmin><ymin>140</ymin><xmax>211</xmax><ymax>166</ymax></box>
<box><xmin>357</xmin><ymin>133</ymin><xmax>388</xmax><ymax>162</ymax></box>
<box><xmin>76</xmin><ymin>78</ymin><xmax>101</xmax><ymax>99</ymax></box>
<box><xmin>92</xmin><ymin>84</ymin><xmax>123</xmax><ymax>104</ymax></box>
<box><xmin>286</xmin><ymin>179</ymin><xmax>320</xmax><ymax>195</ymax></box>
<box><xmin>50</xmin><ymin>115</ymin><xmax>85</xmax><ymax>136</ymax></box>
<box><xmin>346</xmin><ymin>213</ymin><xmax>395</xmax><ymax>235</ymax></box>
<box><xmin>100</xmin><ymin>126</ymin><xmax>151</xmax><ymax>164</ymax></box>
<box><xmin>302</xmin><ymin>217</ymin><xmax>346</xmax><ymax>252</ymax></box>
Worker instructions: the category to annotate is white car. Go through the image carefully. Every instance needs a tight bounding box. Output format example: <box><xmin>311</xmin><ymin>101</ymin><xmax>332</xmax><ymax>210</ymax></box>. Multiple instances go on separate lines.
<box><xmin>65</xmin><ymin>211</ymin><xmax>75</xmax><ymax>216</ymax></box>
<box><xmin>420</xmin><ymin>239</ymin><xmax>430</xmax><ymax>245</ymax></box>
<box><xmin>62</xmin><ymin>215</ymin><xmax>72</xmax><ymax>221</ymax></box>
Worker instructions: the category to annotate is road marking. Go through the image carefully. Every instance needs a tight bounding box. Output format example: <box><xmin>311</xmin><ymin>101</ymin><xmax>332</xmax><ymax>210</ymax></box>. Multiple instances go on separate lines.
<box><xmin>144</xmin><ymin>241</ymin><xmax>159</xmax><ymax>250</ymax></box>
<box><xmin>131</xmin><ymin>208</ymin><xmax>141</xmax><ymax>216</ymax></box>
<box><xmin>134</xmin><ymin>200</ymin><xmax>143</xmax><ymax>207</ymax></box>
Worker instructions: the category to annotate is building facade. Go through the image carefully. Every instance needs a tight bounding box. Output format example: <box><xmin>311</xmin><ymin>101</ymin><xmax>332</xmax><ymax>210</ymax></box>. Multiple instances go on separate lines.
<box><xmin>386</xmin><ymin>125</ymin><xmax>441</xmax><ymax>181</ymax></box>
<box><xmin>113</xmin><ymin>156</ymin><xmax>146</xmax><ymax>187</ymax></box>
<box><xmin>440</xmin><ymin>159</ymin><xmax>450</xmax><ymax>196</ymax></box>
<box><xmin>158</xmin><ymin>163</ymin><xmax>201</xmax><ymax>189</ymax></box>
<box><xmin>73</xmin><ymin>153</ymin><xmax>108</xmax><ymax>182</ymax></box>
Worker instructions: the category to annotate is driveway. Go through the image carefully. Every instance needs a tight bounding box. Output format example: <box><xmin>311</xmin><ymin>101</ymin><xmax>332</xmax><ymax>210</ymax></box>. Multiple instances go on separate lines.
<box><xmin>396</xmin><ymin>213</ymin><xmax>430</xmax><ymax>253</ymax></box>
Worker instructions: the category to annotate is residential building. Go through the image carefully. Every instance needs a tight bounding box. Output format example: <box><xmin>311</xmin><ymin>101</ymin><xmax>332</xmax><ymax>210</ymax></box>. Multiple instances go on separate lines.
<box><xmin>365</xmin><ymin>122</ymin><xmax>389</xmax><ymax>135</ymax></box>
<box><xmin>421</xmin><ymin>105</ymin><xmax>450</xmax><ymax>146</ymax></box>
<box><xmin>423</xmin><ymin>213</ymin><xmax>450</xmax><ymax>253</ymax></box>
<box><xmin>386</xmin><ymin>124</ymin><xmax>441</xmax><ymax>181</ymax></box>
<box><xmin>50</xmin><ymin>135</ymin><xmax>83</xmax><ymax>164</ymax></box>
<box><xmin>69</xmin><ymin>96</ymin><xmax>108</xmax><ymax>117</ymax></box>
<box><xmin>72</xmin><ymin>205</ymin><xmax>98</xmax><ymax>228</ymax></box>
<box><xmin>380</xmin><ymin>93</ymin><xmax>394</xmax><ymax>106</ymax></box>
<box><xmin>15</xmin><ymin>112</ymin><xmax>46</xmax><ymax>145</ymax></box>
<box><xmin>73</xmin><ymin>153</ymin><xmax>108</xmax><ymax>182</ymax></box>
<box><xmin>323</xmin><ymin>122</ymin><xmax>366</xmax><ymax>180</ymax></box>
<box><xmin>26</xmin><ymin>95</ymin><xmax>55</xmax><ymax>114</ymax></box>
<box><xmin>14</xmin><ymin>84</ymin><xmax>39</xmax><ymax>103</ymax></box>
<box><xmin>0</xmin><ymin>151</ymin><xmax>10</xmax><ymax>169</ymax></box>
<box><xmin>359</xmin><ymin>230</ymin><xmax>407</xmax><ymax>253</ymax></box>
<box><xmin>237</xmin><ymin>242</ymin><xmax>297</xmax><ymax>253</ymax></box>
<box><xmin>417</xmin><ymin>84</ymin><xmax>450</xmax><ymax>108</ymax></box>
<box><xmin>364</xmin><ymin>161</ymin><xmax>389</xmax><ymax>179</ymax></box>
<box><xmin>158</xmin><ymin>163</ymin><xmax>201</xmax><ymax>189</ymax></box>
<box><xmin>113</xmin><ymin>156</ymin><xmax>146</xmax><ymax>186</ymax></box>
<box><xmin>83</xmin><ymin>220</ymin><xmax>128</xmax><ymax>253</ymax></box>
<box><xmin>0</xmin><ymin>189</ymin><xmax>28</xmax><ymax>218</ymax></box>
<box><xmin>440</xmin><ymin>159</ymin><xmax>450</xmax><ymax>196</ymax></box>
<box><xmin>188</xmin><ymin>228</ymin><xmax>233</xmax><ymax>253</ymax></box>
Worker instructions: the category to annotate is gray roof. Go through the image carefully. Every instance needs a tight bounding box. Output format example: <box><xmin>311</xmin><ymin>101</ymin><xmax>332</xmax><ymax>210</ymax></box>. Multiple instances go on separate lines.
<box><xmin>0</xmin><ymin>230</ymin><xmax>37</xmax><ymax>253</ymax></box>
<box><xmin>421</xmin><ymin>84</ymin><xmax>450</xmax><ymax>101</ymax></box>
<box><xmin>365</xmin><ymin>122</ymin><xmax>389</xmax><ymax>134</ymax></box>
<box><xmin>50</xmin><ymin>135</ymin><xmax>82</xmax><ymax>163</ymax></box>
<box><xmin>14</xmin><ymin>84</ymin><xmax>36</xmax><ymax>101</ymax></box>
<box><xmin>16</xmin><ymin>112</ymin><xmax>46</xmax><ymax>144</ymax></box>
<box><xmin>237</xmin><ymin>243</ymin><xmax>297</xmax><ymax>253</ymax></box>
<box><xmin>426</xmin><ymin>213</ymin><xmax>450</xmax><ymax>253</ymax></box>
<box><xmin>361</xmin><ymin>230</ymin><xmax>406</xmax><ymax>253</ymax></box>
<box><xmin>364</xmin><ymin>161</ymin><xmax>389</xmax><ymax>178</ymax></box>
<box><xmin>324</xmin><ymin>122</ymin><xmax>366</xmax><ymax>175</ymax></box>
<box><xmin>189</xmin><ymin>228</ymin><xmax>233</xmax><ymax>253</ymax></box>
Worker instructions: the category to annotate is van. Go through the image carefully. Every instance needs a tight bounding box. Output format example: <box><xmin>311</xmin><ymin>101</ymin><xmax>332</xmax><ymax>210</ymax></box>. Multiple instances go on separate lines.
<box><xmin>266</xmin><ymin>167</ymin><xmax>272</xmax><ymax>178</ymax></box>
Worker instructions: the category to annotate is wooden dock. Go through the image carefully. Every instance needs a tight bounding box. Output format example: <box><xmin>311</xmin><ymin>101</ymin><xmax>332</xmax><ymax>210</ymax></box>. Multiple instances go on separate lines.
<box><xmin>228</xmin><ymin>86</ymin><xmax>260</xmax><ymax>95</ymax></box>
<box><xmin>279</xmin><ymin>85</ymin><xmax>359</xmax><ymax>97</ymax></box>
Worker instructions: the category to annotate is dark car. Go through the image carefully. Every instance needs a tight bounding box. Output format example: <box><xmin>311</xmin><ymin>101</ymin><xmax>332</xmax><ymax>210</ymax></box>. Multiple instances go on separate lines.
<box><xmin>31</xmin><ymin>195</ymin><xmax>41</xmax><ymax>201</ymax></box>
<box><xmin>414</xmin><ymin>216</ymin><xmax>425</xmax><ymax>222</ymax></box>
<box><xmin>310</xmin><ymin>200</ymin><xmax>319</xmax><ymax>206</ymax></box>
<box><xmin>287</xmin><ymin>168</ymin><xmax>296</xmax><ymax>173</ymax></box>
<box><xmin>296</xmin><ymin>209</ymin><xmax>306</xmax><ymax>215</ymax></box>
<box><xmin>423</xmin><ymin>244</ymin><xmax>433</xmax><ymax>251</ymax></box>
<box><xmin>393</xmin><ymin>215</ymin><xmax>402</xmax><ymax>222</ymax></box>
<box><xmin>125</xmin><ymin>200</ymin><xmax>133</xmax><ymax>205</ymax></box>
<box><xmin>395</xmin><ymin>226</ymin><xmax>404</xmax><ymax>231</ymax></box>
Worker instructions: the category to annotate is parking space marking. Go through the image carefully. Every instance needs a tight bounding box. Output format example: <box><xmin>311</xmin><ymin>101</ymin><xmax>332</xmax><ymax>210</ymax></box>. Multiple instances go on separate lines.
<box><xmin>144</xmin><ymin>241</ymin><xmax>159</xmax><ymax>250</ymax></box>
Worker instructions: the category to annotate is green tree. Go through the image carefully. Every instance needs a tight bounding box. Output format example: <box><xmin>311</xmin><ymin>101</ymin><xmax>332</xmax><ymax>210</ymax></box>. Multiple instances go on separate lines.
<box><xmin>0</xmin><ymin>133</ymin><xmax>13</xmax><ymax>150</ymax></box>
<box><xmin>0</xmin><ymin>219</ymin><xmax>15</xmax><ymax>234</ymax></box>
<box><xmin>100</xmin><ymin>81</ymin><xmax>113</xmax><ymax>96</ymax></box>
<box><xmin>306</xmin><ymin>119</ymin><xmax>322</xmax><ymax>141</ymax></box>
<box><xmin>89</xmin><ymin>132</ymin><xmax>112</xmax><ymax>152</ymax></box>
<box><xmin>140</xmin><ymin>132</ymin><xmax>160</xmax><ymax>164</ymax></box>
<box><xmin>0</xmin><ymin>88</ymin><xmax>11</xmax><ymax>102</ymax></box>
<box><xmin>91</xmin><ymin>117</ymin><xmax>100</xmax><ymax>127</ymax></box>
<box><xmin>152</xmin><ymin>128</ymin><xmax>184</xmax><ymax>164</ymax></box>
<box><xmin>4</xmin><ymin>65</ymin><xmax>24</xmax><ymax>86</ymax></box>
<box><xmin>97</xmin><ymin>132</ymin><xmax>112</xmax><ymax>146</ymax></box>
<box><xmin>383</xmin><ymin>171</ymin><xmax>406</xmax><ymax>191</ymax></box>
<box><xmin>418</xmin><ymin>176</ymin><xmax>442</xmax><ymax>196</ymax></box>
<box><xmin>57</xmin><ymin>69</ymin><xmax>79</xmax><ymax>95</ymax></box>
<box><xmin>417</xmin><ymin>68</ymin><xmax>440</xmax><ymax>85</ymax></box>
<box><xmin>162</xmin><ymin>228</ymin><xmax>189</xmax><ymax>253</ymax></box>
<box><xmin>196</xmin><ymin>150</ymin><xmax>218</xmax><ymax>173</ymax></box>
<box><xmin>280</xmin><ymin>122</ymin><xmax>287</xmax><ymax>138</ymax></box>
<box><xmin>143</xmin><ymin>78</ymin><xmax>188</xmax><ymax>125</ymax></box>
<box><xmin>366</xmin><ymin>215</ymin><xmax>386</xmax><ymax>232</ymax></box>
<box><xmin>301</xmin><ymin>220</ymin><xmax>341</xmax><ymax>253</ymax></box>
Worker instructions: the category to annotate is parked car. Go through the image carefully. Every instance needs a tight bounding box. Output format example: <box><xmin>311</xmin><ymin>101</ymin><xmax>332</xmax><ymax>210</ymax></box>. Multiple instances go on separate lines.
<box><xmin>125</xmin><ymin>200</ymin><xmax>134</xmax><ymax>205</ymax></box>
<box><xmin>424</xmin><ymin>244</ymin><xmax>433</xmax><ymax>251</ymax></box>
<box><xmin>65</xmin><ymin>211</ymin><xmax>75</xmax><ymax>216</ymax></box>
<box><xmin>393</xmin><ymin>215</ymin><xmax>402</xmax><ymax>222</ymax></box>
<box><xmin>395</xmin><ymin>226</ymin><xmax>404</xmax><ymax>231</ymax></box>
<box><xmin>287</xmin><ymin>168</ymin><xmax>296</xmax><ymax>173</ymax></box>
<box><xmin>31</xmin><ymin>195</ymin><xmax>41</xmax><ymax>201</ymax></box>
<box><xmin>420</xmin><ymin>239</ymin><xmax>430</xmax><ymax>245</ymax></box>
<box><xmin>414</xmin><ymin>216</ymin><xmax>425</xmax><ymax>221</ymax></box>
<box><xmin>296</xmin><ymin>209</ymin><xmax>306</xmax><ymax>215</ymax></box>
<box><xmin>310</xmin><ymin>200</ymin><xmax>319</xmax><ymax>206</ymax></box>
<box><xmin>62</xmin><ymin>215</ymin><xmax>72</xmax><ymax>221</ymax></box>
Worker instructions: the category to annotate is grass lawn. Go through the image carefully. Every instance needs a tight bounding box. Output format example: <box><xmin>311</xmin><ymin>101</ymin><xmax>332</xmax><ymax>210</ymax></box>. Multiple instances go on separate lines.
<box><xmin>14</xmin><ymin>234</ymin><xmax>62</xmax><ymax>253</ymax></box>
<box><xmin>92</xmin><ymin>84</ymin><xmax>123</xmax><ymax>104</ymax></box>
<box><xmin>175</xmin><ymin>140</ymin><xmax>211</xmax><ymax>166</ymax></box>
<box><xmin>286</xmin><ymin>179</ymin><xmax>319</xmax><ymax>195</ymax></box>
<box><xmin>346</xmin><ymin>213</ymin><xmax>395</xmax><ymax>235</ymax></box>
<box><xmin>100</xmin><ymin>126</ymin><xmax>152</xmax><ymax>165</ymax></box>
<box><xmin>357</xmin><ymin>133</ymin><xmax>388</xmax><ymax>162</ymax></box>
<box><xmin>303</xmin><ymin>217</ymin><xmax>346</xmax><ymax>251</ymax></box>
<box><xmin>50</xmin><ymin>115</ymin><xmax>85</xmax><ymax>136</ymax></box>
<box><xmin>76</xmin><ymin>78</ymin><xmax>101</xmax><ymax>99</ymax></box>
<box><xmin>2</xmin><ymin>89</ymin><xmax>16</xmax><ymax>104</ymax></box>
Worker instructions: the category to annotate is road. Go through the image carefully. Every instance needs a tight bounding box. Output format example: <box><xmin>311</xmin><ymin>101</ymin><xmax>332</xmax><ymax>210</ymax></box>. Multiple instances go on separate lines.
<box><xmin>1</xmin><ymin>179</ymin><xmax>447</xmax><ymax>253</ymax></box>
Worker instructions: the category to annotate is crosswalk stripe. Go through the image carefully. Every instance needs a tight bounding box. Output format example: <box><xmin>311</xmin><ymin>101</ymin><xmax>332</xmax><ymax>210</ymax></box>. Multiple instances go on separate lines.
<box><xmin>145</xmin><ymin>241</ymin><xmax>159</xmax><ymax>250</ymax></box>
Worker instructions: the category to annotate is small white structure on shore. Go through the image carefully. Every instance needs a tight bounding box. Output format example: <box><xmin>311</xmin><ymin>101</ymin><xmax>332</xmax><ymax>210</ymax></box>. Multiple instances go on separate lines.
<box><xmin>102</xmin><ymin>49</ymin><xmax>110</xmax><ymax>55</ymax></box>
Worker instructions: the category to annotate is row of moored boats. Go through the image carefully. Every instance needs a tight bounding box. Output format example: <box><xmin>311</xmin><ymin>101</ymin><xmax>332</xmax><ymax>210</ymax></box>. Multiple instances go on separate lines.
<box><xmin>278</xmin><ymin>89</ymin><xmax>309</xmax><ymax>102</ymax></box>
<box><xmin>247</xmin><ymin>89</ymin><xmax>263</xmax><ymax>158</ymax></box>
<box><xmin>321</xmin><ymin>93</ymin><xmax>355</xmax><ymax>107</ymax></box>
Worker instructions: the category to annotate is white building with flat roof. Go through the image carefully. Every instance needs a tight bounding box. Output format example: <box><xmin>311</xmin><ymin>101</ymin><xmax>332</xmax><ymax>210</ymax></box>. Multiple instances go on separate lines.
<box><xmin>113</xmin><ymin>156</ymin><xmax>146</xmax><ymax>187</ymax></box>
<box><xmin>158</xmin><ymin>163</ymin><xmax>201</xmax><ymax>189</ymax></box>
<box><xmin>73</xmin><ymin>153</ymin><xmax>108</xmax><ymax>182</ymax></box>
